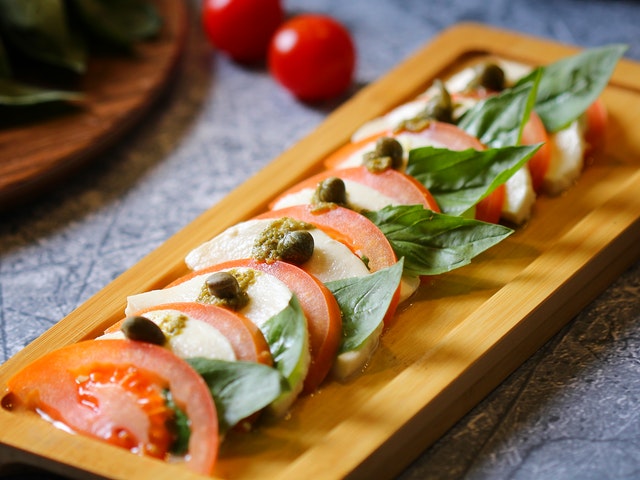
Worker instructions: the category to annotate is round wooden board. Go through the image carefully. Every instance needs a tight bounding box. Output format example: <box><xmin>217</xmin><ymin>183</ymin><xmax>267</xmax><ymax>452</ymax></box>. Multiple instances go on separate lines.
<box><xmin>0</xmin><ymin>0</ymin><xmax>188</xmax><ymax>211</ymax></box>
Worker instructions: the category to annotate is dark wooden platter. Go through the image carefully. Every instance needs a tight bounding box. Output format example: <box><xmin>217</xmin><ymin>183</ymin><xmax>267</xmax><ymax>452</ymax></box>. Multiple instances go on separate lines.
<box><xmin>0</xmin><ymin>0</ymin><xmax>188</xmax><ymax>211</ymax></box>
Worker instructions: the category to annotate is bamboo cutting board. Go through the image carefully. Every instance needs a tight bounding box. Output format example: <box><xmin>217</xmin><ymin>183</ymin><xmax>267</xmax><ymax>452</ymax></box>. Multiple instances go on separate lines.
<box><xmin>1</xmin><ymin>23</ymin><xmax>640</xmax><ymax>480</ymax></box>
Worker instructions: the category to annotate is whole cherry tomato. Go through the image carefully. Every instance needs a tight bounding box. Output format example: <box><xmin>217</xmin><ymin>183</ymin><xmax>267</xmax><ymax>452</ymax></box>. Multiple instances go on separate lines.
<box><xmin>268</xmin><ymin>14</ymin><xmax>356</xmax><ymax>101</ymax></box>
<box><xmin>202</xmin><ymin>0</ymin><xmax>284</xmax><ymax>63</ymax></box>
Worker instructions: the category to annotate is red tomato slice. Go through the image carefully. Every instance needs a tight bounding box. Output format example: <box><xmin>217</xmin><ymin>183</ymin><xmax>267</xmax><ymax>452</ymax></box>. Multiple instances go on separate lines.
<box><xmin>256</xmin><ymin>205</ymin><xmax>401</xmax><ymax>326</ymax></box>
<box><xmin>584</xmin><ymin>98</ymin><xmax>608</xmax><ymax>157</ymax></box>
<box><xmin>522</xmin><ymin>111</ymin><xmax>551</xmax><ymax>193</ymax></box>
<box><xmin>324</xmin><ymin>121</ymin><xmax>484</xmax><ymax>170</ymax></box>
<box><xmin>6</xmin><ymin>340</ymin><xmax>218</xmax><ymax>475</ymax></box>
<box><xmin>170</xmin><ymin>259</ymin><xmax>342</xmax><ymax>393</ymax></box>
<box><xmin>256</xmin><ymin>204</ymin><xmax>397</xmax><ymax>274</ymax></box>
<box><xmin>107</xmin><ymin>302</ymin><xmax>272</xmax><ymax>366</ymax></box>
<box><xmin>269</xmin><ymin>165</ymin><xmax>440</xmax><ymax>212</ymax></box>
<box><xmin>475</xmin><ymin>184</ymin><xmax>506</xmax><ymax>224</ymax></box>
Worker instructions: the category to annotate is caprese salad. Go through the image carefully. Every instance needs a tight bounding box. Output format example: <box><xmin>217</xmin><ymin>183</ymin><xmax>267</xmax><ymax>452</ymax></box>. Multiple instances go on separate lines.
<box><xmin>1</xmin><ymin>44</ymin><xmax>625</xmax><ymax>475</ymax></box>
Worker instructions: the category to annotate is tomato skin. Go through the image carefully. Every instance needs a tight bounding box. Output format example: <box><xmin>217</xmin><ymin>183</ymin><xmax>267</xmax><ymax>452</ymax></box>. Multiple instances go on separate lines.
<box><xmin>522</xmin><ymin>111</ymin><xmax>551</xmax><ymax>193</ymax></box>
<box><xmin>268</xmin><ymin>14</ymin><xmax>356</xmax><ymax>101</ymax></box>
<box><xmin>7</xmin><ymin>340</ymin><xmax>218</xmax><ymax>475</ymax></box>
<box><xmin>475</xmin><ymin>184</ymin><xmax>506</xmax><ymax>224</ymax></box>
<box><xmin>202</xmin><ymin>0</ymin><xmax>284</xmax><ymax>63</ymax></box>
<box><xmin>584</xmin><ymin>98</ymin><xmax>608</xmax><ymax>156</ymax></box>
<box><xmin>269</xmin><ymin>166</ymin><xmax>440</xmax><ymax>212</ymax></box>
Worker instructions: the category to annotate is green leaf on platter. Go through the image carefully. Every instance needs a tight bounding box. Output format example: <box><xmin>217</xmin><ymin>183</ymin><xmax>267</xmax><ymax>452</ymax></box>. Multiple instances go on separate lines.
<box><xmin>187</xmin><ymin>358</ymin><xmax>287</xmax><ymax>434</ymax></box>
<box><xmin>0</xmin><ymin>0</ymin><xmax>87</xmax><ymax>73</ymax></box>
<box><xmin>259</xmin><ymin>294</ymin><xmax>309</xmax><ymax>391</ymax></box>
<box><xmin>365</xmin><ymin>205</ymin><xmax>513</xmax><ymax>277</ymax></box>
<box><xmin>518</xmin><ymin>44</ymin><xmax>627</xmax><ymax>133</ymax></box>
<box><xmin>326</xmin><ymin>259</ymin><xmax>404</xmax><ymax>354</ymax></box>
<box><xmin>163</xmin><ymin>389</ymin><xmax>191</xmax><ymax>455</ymax></box>
<box><xmin>0</xmin><ymin>78</ymin><xmax>83</xmax><ymax>106</ymax></box>
<box><xmin>457</xmin><ymin>72</ymin><xmax>540</xmax><ymax>148</ymax></box>
<box><xmin>68</xmin><ymin>0</ymin><xmax>162</xmax><ymax>48</ymax></box>
<box><xmin>406</xmin><ymin>144</ymin><xmax>541</xmax><ymax>216</ymax></box>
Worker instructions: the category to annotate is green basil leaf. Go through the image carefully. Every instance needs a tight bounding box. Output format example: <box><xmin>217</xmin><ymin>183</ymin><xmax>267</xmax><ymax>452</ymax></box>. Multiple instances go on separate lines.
<box><xmin>457</xmin><ymin>72</ymin><xmax>540</xmax><ymax>148</ymax></box>
<box><xmin>406</xmin><ymin>144</ymin><xmax>541</xmax><ymax>216</ymax></box>
<box><xmin>187</xmin><ymin>358</ymin><xmax>287</xmax><ymax>434</ymax></box>
<box><xmin>0</xmin><ymin>0</ymin><xmax>87</xmax><ymax>72</ymax></box>
<box><xmin>326</xmin><ymin>259</ymin><xmax>404</xmax><ymax>353</ymax></box>
<box><xmin>68</xmin><ymin>0</ymin><xmax>162</xmax><ymax>48</ymax></box>
<box><xmin>520</xmin><ymin>44</ymin><xmax>627</xmax><ymax>133</ymax></box>
<box><xmin>163</xmin><ymin>389</ymin><xmax>191</xmax><ymax>455</ymax></box>
<box><xmin>0</xmin><ymin>78</ymin><xmax>83</xmax><ymax>106</ymax></box>
<box><xmin>259</xmin><ymin>295</ymin><xmax>308</xmax><ymax>392</ymax></box>
<box><xmin>364</xmin><ymin>205</ymin><xmax>513</xmax><ymax>277</ymax></box>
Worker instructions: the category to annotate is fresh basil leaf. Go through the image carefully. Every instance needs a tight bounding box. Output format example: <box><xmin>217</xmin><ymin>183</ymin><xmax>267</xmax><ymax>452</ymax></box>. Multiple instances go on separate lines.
<box><xmin>68</xmin><ymin>0</ymin><xmax>162</xmax><ymax>48</ymax></box>
<box><xmin>406</xmin><ymin>144</ymin><xmax>541</xmax><ymax>216</ymax></box>
<box><xmin>365</xmin><ymin>205</ymin><xmax>513</xmax><ymax>277</ymax></box>
<box><xmin>259</xmin><ymin>295</ymin><xmax>309</xmax><ymax>392</ymax></box>
<box><xmin>519</xmin><ymin>44</ymin><xmax>627</xmax><ymax>133</ymax></box>
<box><xmin>457</xmin><ymin>72</ymin><xmax>541</xmax><ymax>148</ymax></box>
<box><xmin>0</xmin><ymin>78</ymin><xmax>83</xmax><ymax>106</ymax></box>
<box><xmin>187</xmin><ymin>358</ymin><xmax>287</xmax><ymax>433</ymax></box>
<box><xmin>0</xmin><ymin>0</ymin><xmax>87</xmax><ymax>73</ymax></box>
<box><xmin>326</xmin><ymin>259</ymin><xmax>404</xmax><ymax>353</ymax></box>
<box><xmin>163</xmin><ymin>389</ymin><xmax>190</xmax><ymax>455</ymax></box>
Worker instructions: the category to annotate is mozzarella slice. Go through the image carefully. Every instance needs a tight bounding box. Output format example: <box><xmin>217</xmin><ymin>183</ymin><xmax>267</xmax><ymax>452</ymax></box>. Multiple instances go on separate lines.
<box><xmin>352</xmin><ymin>99</ymin><xmax>428</xmax><ymax>142</ymax></box>
<box><xmin>126</xmin><ymin>267</ymin><xmax>293</xmax><ymax>330</ymax></box>
<box><xmin>272</xmin><ymin>179</ymin><xmax>398</xmax><ymax>212</ymax></box>
<box><xmin>501</xmin><ymin>167</ymin><xmax>536</xmax><ymax>225</ymax></box>
<box><xmin>336</xmin><ymin>131</ymin><xmax>455</xmax><ymax>170</ymax></box>
<box><xmin>543</xmin><ymin>120</ymin><xmax>586</xmax><ymax>195</ymax></box>
<box><xmin>185</xmin><ymin>218</ymin><xmax>370</xmax><ymax>283</ymax></box>
<box><xmin>332</xmin><ymin>322</ymin><xmax>383</xmax><ymax>381</ymax></box>
<box><xmin>100</xmin><ymin>309</ymin><xmax>237</xmax><ymax>362</ymax></box>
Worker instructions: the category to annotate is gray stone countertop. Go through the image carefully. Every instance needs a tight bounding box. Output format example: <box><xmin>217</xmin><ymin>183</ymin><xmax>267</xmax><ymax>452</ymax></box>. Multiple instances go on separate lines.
<box><xmin>1</xmin><ymin>1</ymin><xmax>639</xmax><ymax>479</ymax></box>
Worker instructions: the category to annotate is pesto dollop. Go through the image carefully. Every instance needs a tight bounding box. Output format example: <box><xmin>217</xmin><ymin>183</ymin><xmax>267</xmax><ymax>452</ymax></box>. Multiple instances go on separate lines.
<box><xmin>252</xmin><ymin>218</ymin><xmax>315</xmax><ymax>264</ymax></box>
<box><xmin>197</xmin><ymin>269</ymin><xmax>255</xmax><ymax>310</ymax></box>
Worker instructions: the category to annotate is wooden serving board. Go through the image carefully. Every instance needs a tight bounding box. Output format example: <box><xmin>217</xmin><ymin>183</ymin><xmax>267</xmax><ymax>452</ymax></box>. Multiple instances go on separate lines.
<box><xmin>1</xmin><ymin>23</ymin><xmax>640</xmax><ymax>480</ymax></box>
<box><xmin>0</xmin><ymin>0</ymin><xmax>188</xmax><ymax>211</ymax></box>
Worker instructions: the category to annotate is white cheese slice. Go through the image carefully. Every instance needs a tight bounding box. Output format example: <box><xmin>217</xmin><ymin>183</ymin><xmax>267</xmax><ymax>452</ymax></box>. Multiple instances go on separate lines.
<box><xmin>99</xmin><ymin>309</ymin><xmax>237</xmax><ymax>362</ymax></box>
<box><xmin>336</xmin><ymin>131</ymin><xmax>453</xmax><ymax>170</ymax></box>
<box><xmin>272</xmin><ymin>179</ymin><xmax>398</xmax><ymax>212</ymax></box>
<box><xmin>543</xmin><ymin>120</ymin><xmax>586</xmax><ymax>195</ymax></box>
<box><xmin>501</xmin><ymin>167</ymin><xmax>536</xmax><ymax>225</ymax></box>
<box><xmin>332</xmin><ymin>322</ymin><xmax>383</xmax><ymax>381</ymax></box>
<box><xmin>184</xmin><ymin>218</ymin><xmax>371</xmax><ymax>283</ymax></box>
<box><xmin>125</xmin><ymin>267</ymin><xmax>293</xmax><ymax>330</ymax></box>
<box><xmin>352</xmin><ymin>99</ymin><xmax>428</xmax><ymax>142</ymax></box>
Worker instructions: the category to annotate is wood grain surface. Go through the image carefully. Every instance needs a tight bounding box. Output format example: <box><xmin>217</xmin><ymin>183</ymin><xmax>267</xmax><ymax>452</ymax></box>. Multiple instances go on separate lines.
<box><xmin>0</xmin><ymin>23</ymin><xmax>639</xmax><ymax>480</ymax></box>
<box><xmin>0</xmin><ymin>0</ymin><xmax>188</xmax><ymax>211</ymax></box>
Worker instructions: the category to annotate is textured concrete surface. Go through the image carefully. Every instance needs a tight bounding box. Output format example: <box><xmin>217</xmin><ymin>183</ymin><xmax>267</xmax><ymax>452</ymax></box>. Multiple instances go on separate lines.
<box><xmin>1</xmin><ymin>1</ymin><xmax>639</xmax><ymax>479</ymax></box>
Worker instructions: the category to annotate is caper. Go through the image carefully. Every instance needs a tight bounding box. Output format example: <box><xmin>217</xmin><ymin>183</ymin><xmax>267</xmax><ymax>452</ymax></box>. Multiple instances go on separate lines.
<box><xmin>205</xmin><ymin>271</ymin><xmax>241</xmax><ymax>299</ymax></box>
<box><xmin>376</xmin><ymin>137</ymin><xmax>404</xmax><ymax>168</ymax></box>
<box><xmin>473</xmin><ymin>63</ymin><xmax>505</xmax><ymax>91</ymax></box>
<box><xmin>278</xmin><ymin>230</ymin><xmax>314</xmax><ymax>265</ymax></box>
<box><xmin>315</xmin><ymin>177</ymin><xmax>347</xmax><ymax>205</ymax></box>
<box><xmin>121</xmin><ymin>316</ymin><xmax>166</xmax><ymax>346</ymax></box>
<box><xmin>396</xmin><ymin>80</ymin><xmax>453</xmax><ymax>130</ymax></box>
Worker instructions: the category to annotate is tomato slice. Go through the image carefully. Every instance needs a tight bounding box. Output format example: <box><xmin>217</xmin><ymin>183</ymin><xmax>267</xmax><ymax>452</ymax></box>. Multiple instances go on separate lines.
<box><xmin>6</xmin><ymin>340</ymin><xmax>218</xmax><ymax>475</ymax></box>
<box><xmin>107</xmin><ymin>302</ymin><xmax>272</xmax><ymax>366</ymax></box>
<box><xmin>269</xmin><ymin>165</ymin><xmax>440</xmax><ymax>212</ymax></box>
<box><xmin>522</xmin><ymin>111</ymin><xmax>551</xmax><ymax>193</ymax></box>
<box><xmin>257</xmin><ymin>204</ymin><xmax>397</xmax><ymax>274</ymax></box>
<box><xmin>171</xmin><ymin>259</ymin><xmax>342</xmax><ymax>393</ymax></box>
<box><xmin>256</xmin><ymin>205</ymin><xmax>401</xmax><ymax>325</ymax></box>
<box><xmin>584</xmin><ymin>98</ymin><xmax>608</xmax><ymax>157</ymax></box>
<box><xmin>324</xmin><ymin>121</ymin><xmax>484</xmax><ymax>170</ymax></box>
<box><xmin>475</xmin><ymin>184</ymin><xmax>506</xmax><ymax>224</ymax></box>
